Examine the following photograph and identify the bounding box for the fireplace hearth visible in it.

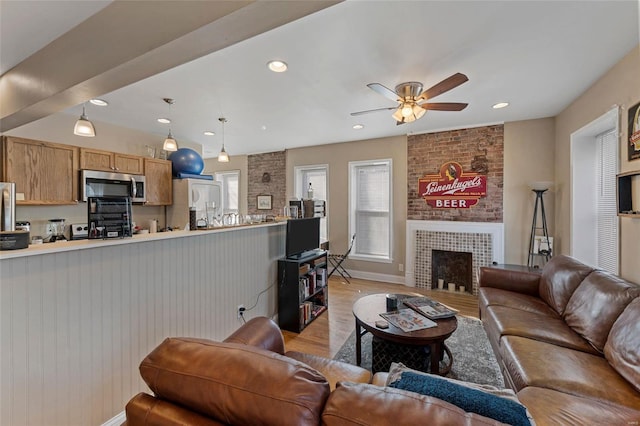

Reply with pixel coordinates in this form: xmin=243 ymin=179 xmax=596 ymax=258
xmin=432 ymin=249 xmax=472 ymax=293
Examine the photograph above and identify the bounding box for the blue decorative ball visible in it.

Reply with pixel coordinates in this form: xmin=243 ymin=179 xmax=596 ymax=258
xmin=168 ymin=148 xmax=204 ymax=176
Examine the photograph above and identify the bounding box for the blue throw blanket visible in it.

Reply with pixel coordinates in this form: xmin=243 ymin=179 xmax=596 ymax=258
xmin=389 ymin=371 xmax=531 ymax=426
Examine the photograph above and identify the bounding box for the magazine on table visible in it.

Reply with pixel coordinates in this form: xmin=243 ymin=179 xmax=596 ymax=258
xmin=403 ymin=296 xmax=458 ymax=320
xmin=379 ymin=308 xmax=437 ymax=332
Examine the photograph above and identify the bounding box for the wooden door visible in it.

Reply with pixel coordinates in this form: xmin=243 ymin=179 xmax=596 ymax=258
xmin=80 ymin=148 xmax=113 ymax=171
xmin=114 ymin=154 xmax=144 ymax=174
xmin=2 ymin=136 xmax=78 ymax=204
xmin=144 ymin=158 xmax=172 ymax=205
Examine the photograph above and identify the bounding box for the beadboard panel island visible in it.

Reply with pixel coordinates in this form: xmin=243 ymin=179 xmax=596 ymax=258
xmin=0 ymin=223 xmax=285 ymax=425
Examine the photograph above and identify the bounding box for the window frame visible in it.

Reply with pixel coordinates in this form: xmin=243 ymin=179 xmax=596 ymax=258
xmin=214 ymin=170 xmax=240 ymax=215
xmin=348 ymin=158 xmax=393 ymax=263
xmin=294 ymin=164 xmax=329 ymax=243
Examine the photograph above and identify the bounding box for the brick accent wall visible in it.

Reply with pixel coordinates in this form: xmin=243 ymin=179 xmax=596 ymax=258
xmin=247 ymin=151 xmax=286 ymax=215
xmin=407 ymin=125 xmax=504 ymax=221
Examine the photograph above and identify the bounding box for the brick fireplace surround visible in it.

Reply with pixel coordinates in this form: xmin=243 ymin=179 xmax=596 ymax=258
xmin=405 ymin=220 xmax=504 ymax=295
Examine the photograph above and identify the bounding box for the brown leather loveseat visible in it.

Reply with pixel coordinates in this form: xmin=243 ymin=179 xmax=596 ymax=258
xmin=124 ymin=316 xmax=512 ymax=425
xmin=479 ymin=255 xmax=640 ymax=424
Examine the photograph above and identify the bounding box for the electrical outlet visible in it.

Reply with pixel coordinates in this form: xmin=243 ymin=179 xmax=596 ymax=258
xmin=237 ymin=304 xmax=245 ymax=320
xmin=398 ymin=263 xmax=404 ymax=272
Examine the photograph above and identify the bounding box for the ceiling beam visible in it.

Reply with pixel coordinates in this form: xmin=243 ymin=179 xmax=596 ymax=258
xmin=0 ymin=0 xmax=341 ymax=132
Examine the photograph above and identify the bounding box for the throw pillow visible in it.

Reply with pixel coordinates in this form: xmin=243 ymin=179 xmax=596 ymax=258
xmin=386 ymin=363 xmax=534 ymax=426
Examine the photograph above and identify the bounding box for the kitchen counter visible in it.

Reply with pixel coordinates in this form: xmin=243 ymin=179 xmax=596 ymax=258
xmin=1 ymin=220 xmax=286 ymax=425
xmin=0 ymin=221 xmax=285 ymax=259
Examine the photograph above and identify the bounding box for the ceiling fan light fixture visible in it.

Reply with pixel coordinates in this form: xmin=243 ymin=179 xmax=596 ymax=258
xmin=401 ymin=103 xmax=414 ymax=118
xmin=74 ymin=104 xmax=96 ymax=137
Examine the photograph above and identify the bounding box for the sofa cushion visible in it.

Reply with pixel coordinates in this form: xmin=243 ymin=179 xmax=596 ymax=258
xmin=500 ymin=336 xmax=640 ymax=410
xmin=538 ymin=255 xmax=594 ymax=315
xmin=517 ymin=386 xmax=640 ymax=425
xmin=139 ymin=337 xmax=330 ymax=426
xmin=563 ymin=270 xmax=640 ymax=352
xmin=604 ymin=297 xmax=640 ymax=392
xmin=479 ymin=287 xmax=558 ymax=317
xmin=484 ymin=305 xmax=598 ymax=355
xmin=386 ymin=364 xmax=532 ymax=426
xmin=321 ymin=382 xmax=508 ymax=426
xmin=285 ymin=350 xmax=372 ymax=390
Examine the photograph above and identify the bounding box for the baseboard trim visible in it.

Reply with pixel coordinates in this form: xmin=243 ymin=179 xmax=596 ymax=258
xmin=348 ymin=270 xmax=406 ymax=285
xmin=103 ymin=410 xmax=126 ymax=426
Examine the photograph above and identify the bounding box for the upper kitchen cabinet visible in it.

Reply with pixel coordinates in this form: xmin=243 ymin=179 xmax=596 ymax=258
xmin=80 ymin=147 xmax=144 ymax=174
xmin=1 ymin=136 xmax=79 ymax=205
xmin=144 ymin=158 xmax=172 ymax=205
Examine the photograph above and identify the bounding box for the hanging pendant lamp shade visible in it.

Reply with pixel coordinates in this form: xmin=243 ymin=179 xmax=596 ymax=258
xmin=162 ymin=98 xmax=178 ymax=151
xmin=163 ymin=129 xmax=178 ymax=151
xmin=74 ymin=104 xmax=96 ymax=137
xmin=217 ymin=117 xmax=230 ymax=162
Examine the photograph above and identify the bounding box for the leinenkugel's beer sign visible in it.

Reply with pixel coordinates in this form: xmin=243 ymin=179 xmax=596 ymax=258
xmin=419 ymin=161 xmax=487 ymax=208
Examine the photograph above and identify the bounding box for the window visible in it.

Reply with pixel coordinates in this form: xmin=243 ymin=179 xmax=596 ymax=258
xmin=294 ymin=165 xmax=328 ymax=242
xmin=596 ymin=129 xmax=618 ymax=274
xmin=215 ymin=170 xmax=239 ymax=214
xmin=349 ymin=159 xmax=392 ymax=262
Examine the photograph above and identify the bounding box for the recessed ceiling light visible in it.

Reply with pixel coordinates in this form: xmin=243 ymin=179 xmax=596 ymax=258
xmin=267 ymin=60 xmax=288 ymax=73
xmin=353 ymin=124 xmax=364 ymax=130
xmin=157 ymin=118 xmax=171 ymax=124
xmin=204 ymin=131 xmax=215 ymax=136
xmin=261 ymin=125 xmax=267 ymax=131
xmin=89 ymin=98 xmax=108 ymax=106
xmin=492 ymin=102 xmax=509 ymax=109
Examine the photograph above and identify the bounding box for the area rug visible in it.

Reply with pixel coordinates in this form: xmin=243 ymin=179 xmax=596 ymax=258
xmin=333 ymin=316 xmax=505 ymax=388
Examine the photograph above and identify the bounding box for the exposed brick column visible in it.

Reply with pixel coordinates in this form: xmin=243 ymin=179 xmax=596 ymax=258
xmin=247 ymin=151 xmax=286 ymax=216
xmin=407 ymin=125 xmax=504 ymax=222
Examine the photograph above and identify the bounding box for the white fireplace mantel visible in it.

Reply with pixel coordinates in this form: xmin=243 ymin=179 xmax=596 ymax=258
xmin=405 ymin=220 xmax=505 ymax=287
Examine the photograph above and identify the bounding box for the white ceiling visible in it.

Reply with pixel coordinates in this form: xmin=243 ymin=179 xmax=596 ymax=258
xmin=2 ymin=1 xmax=639 ymax=158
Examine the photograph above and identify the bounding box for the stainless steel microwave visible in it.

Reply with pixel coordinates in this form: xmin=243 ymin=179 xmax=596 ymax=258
xmin=80 ymin=170 xmax=146 ymax=203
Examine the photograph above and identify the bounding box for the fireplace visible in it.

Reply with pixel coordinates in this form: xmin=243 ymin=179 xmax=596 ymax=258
xmin=405 ymin=220 xmax=504 ymax=295
xmin=432 ymin=249 xmax=473 ymax=293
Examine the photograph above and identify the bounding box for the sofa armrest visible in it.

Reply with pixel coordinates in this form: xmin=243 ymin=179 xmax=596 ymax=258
xmin=479 ymin=266 xmax=541 ymax=297
xmin=125 ymin=393 xmax=224 ymax=426
xmin=223 ymin=316 xmax=285 ymax=354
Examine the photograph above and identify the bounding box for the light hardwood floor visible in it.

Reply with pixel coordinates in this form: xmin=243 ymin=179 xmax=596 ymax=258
xmin=282 ymin=276 xmax=479 ymax=358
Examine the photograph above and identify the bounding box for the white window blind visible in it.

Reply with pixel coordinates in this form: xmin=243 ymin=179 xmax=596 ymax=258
xmin=596 ymin=129 xmax=618 ymax=274
xmin=349 ymin=160 xmax=392 ymax=261
xmin=215 ymin=170 xmax=239 ymax=214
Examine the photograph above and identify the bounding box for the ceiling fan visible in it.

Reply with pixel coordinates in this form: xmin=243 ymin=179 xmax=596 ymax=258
xmin=351 ymin=72 xmax=469 ymax=125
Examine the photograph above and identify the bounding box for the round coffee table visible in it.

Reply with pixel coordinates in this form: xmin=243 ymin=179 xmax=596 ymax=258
xmin=352 ymin=293 xmax=457 ymax=375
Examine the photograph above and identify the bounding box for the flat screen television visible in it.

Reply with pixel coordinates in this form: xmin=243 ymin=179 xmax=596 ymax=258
xmin=286 ymin=217 xmax=320 ymax=258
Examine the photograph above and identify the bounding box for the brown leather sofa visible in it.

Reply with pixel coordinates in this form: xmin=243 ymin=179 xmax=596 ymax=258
xmin=479 ymin=255 xmax=640 ymax=425
xmin=124 ymin=317 xmax=508 ymax=425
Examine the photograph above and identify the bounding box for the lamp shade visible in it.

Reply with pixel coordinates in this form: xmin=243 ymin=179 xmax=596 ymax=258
xmin=217 ymin=146 xmax=229 ymax=162
xmin=163 ymin=130 xmax=178 ymax=151
xmin=74 ymin=105 xmax=96 ymax=137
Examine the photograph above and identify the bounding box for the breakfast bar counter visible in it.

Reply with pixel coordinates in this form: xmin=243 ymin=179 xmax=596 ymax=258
xmin=0 ymin=221 xmax=286 ymax=425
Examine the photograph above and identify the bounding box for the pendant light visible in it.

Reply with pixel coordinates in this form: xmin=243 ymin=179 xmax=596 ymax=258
xmin=217 ymin=117 xmax=230 ymax=162
xmin=74 ymin=103 xmax=96 ymax=137
xmin=162 ymin=98 xmax=178 ymax=152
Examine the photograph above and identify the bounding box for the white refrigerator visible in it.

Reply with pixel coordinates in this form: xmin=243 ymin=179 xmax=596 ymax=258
xmin=167 ymin=178 xmax=222 ymax=230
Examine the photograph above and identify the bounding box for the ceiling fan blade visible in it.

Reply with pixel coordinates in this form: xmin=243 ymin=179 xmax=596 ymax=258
xmin=350 ymin=106 xmax=397 ymax=116
xmin=367 ymin=83 xmax=400 ymax=102
xmin=418 ymin=73 xmax=469 ymax=101
xmin=420 ymin=102 xmax=468 ymax=111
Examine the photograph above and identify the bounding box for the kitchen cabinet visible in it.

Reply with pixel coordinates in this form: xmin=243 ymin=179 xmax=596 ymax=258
xmin=278 ymin=251 xmax=328 ymax=332
xmin=80 ymin=147 xmax=144 ymax=174
xmin=144 ymin=158 xmax=172 ymax=205
xmin=1 ymin=136 xmax=79 ymax=205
